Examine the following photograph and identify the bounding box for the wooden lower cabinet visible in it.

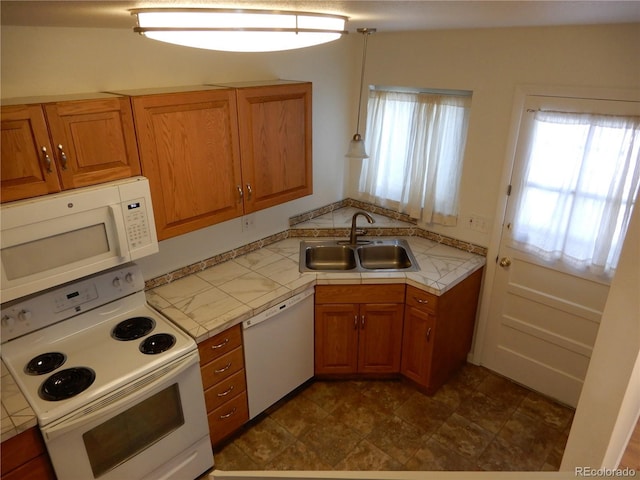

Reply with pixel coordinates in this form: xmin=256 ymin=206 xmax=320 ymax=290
xmin=314 ymin=285 xmax=405 ymax=376
xmin=401 ymin=268 xmax=484 ymax=393
xmin=0 ymin=427 xmax=56 ymax=480
xmin=198 ymin=324 xmax=249 ymax=446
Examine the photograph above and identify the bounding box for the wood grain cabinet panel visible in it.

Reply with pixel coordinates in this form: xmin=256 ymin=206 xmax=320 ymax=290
xmin=1 ymin=96 xmax=141 ymax=203
xmin=0 ymin=427 xmax=56 ymax=480
xmin=198 ymin=324 xmax=249 ymax=447
xmin=401 ymin=268 xmax=484 ymax=393
xmin=130 ymin=88 xmax=243 ymax=240
xmin=315 ymin=285 xmax=405 ymax=376
xmin=235 ymin=82 xmax=312 ymax=213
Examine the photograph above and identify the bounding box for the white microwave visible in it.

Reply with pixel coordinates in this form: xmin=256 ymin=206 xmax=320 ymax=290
xmin=1 ymin=177 xmax=158 ymax=303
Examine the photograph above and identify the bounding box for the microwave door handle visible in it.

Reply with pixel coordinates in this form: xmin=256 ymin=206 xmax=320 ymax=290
xmin=108 ymin=204 xmax=129 ymax=259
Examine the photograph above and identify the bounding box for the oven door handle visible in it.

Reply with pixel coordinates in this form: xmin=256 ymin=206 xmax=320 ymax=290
xmin=41 ymin=351 xmax=199 ymax=441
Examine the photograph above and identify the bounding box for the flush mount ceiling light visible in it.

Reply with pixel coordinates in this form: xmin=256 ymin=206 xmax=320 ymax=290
xmin=131 ymin=8 xmax=348 ymax=52
xmin=345 ymin=27 xmax=376 ymax=159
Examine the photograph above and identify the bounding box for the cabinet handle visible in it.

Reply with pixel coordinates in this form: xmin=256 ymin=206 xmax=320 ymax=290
xmin=361 ymin=315 xmax=365 ymax=329
xmin=414 ymin=296 xmax=429 ymax=305
xmin=354 ymin=315 xmax=358 ymax=330
xmin=217 ymin=385 xmax=235 ymax=397
xmin=236 ymin=185 xmax=243 ymax=202
xmin=211 ymin=338 xmax=229 ymax=350
xmin=214 ymin=362 xmax=232 ymax=374
xmin=219 ymin=407 xmax=237 ymax=420
xmin=57 ymin=144 xmax=68 ymax=170
xmin=41 ymin=146 xmax=52 ymax=173
xmin=246 ymin=183 xmax=253 ymax=200
xmin=426 ymin=327 xmax=432 ymax=341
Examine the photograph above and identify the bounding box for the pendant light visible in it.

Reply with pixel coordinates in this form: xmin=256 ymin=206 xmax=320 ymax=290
xmin=345 ymin=27 xmax=376 ymax=159
xmin=131 ymin=8 xmax=348 ymax=52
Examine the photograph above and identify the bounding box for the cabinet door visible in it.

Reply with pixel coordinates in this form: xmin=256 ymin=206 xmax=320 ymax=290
xmin=236 ymin=83 xmax=312 ymax=213
xmin=400 ymin=305 xmax=436 ymax=388
xmin=358 ymin=303 xmax=404 ymax=374
xmin=1 ymin=104 xmax=61 ymax=202
xmin=44 ymin=97 xmax=141 ymax=189
xmin=314 ymin=303 xmax=359 ymax=374
xmin=132 ymin=90 xmax=243 ymax=240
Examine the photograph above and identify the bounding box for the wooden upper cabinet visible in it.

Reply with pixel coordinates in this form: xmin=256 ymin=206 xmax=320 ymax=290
xmin=43 ymin=97 xmax=141 ymax=189
xmin=235 ymin=82 xmax=313 ymax=213
xmin=130 ymin=88 xmax=243 ymax=240
xmin=1 ymin=95 xmax=141 ymax=203
xmin=1 ymin=104 xmax=61 ymax=202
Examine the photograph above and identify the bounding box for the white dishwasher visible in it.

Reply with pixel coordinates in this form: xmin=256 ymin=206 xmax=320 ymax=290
xmin=242 ymin=287 xmax=315 ymax=419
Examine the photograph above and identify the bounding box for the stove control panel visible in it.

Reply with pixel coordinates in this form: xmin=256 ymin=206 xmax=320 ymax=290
xmin=1 ymin=263 xmax=146 ymax=343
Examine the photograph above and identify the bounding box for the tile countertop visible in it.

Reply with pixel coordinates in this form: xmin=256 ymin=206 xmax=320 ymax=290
xmin=0 ymin=207 xmax=486 ymax=442
xmin=147 ymin=207 xmax=486 ymax=343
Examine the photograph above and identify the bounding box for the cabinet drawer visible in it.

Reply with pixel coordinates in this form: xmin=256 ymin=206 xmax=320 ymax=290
xmin=315 ymin=284 xmax=405 ymax=304
xmin=204 ymin=369 xmax=247 ymax=412
xmin=198 ymin=324 xmax=242 ymax=365
xmin=200 ymin=346 xmax=245 ymax=389
xmin=405 ymin=285 xmax=438 ymax=313
xmin=207 ymin=391 xmax=249 ymax=445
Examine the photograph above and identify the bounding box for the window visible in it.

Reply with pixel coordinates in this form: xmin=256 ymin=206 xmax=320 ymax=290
xmin=358 ymin=88 xmax=471 ymax=225
xmin=512 ymin=108 xmax=640 ymax=274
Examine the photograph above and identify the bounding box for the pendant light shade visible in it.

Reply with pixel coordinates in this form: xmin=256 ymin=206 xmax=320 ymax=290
xmin=131 ymin=8 xmax=348 ymax=52
xmin=346 ymin=28 xmax=376 ymax=159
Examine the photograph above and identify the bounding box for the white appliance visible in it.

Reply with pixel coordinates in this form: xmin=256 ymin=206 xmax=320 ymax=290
xmin=242 ymin=288 xmax=314 ymax=419
xmin=1 ymin=176 xmax=158 ymax=303
xmin=1 ymin=263 xmax=213 ymax=480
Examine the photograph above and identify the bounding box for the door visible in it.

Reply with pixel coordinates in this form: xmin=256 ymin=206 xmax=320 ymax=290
xmin=44 ymin=97 xmax=141 ymax=189
xmin=358 ymin=303 xmax=404 ymax=373
xmin=400 ymin=305 xmax=436 ymax=386
xmin=1 ymin=104 xmax=61 ymax=202
xmin=483 ymin=94 xmax=640 ymax=407
xmin=236 ymin=82 xmax=312 ymax=212
xmin=314 ymin=303 xmax=359 ymax=374
xmin=131 ymin=89 xmax=243 ymax=240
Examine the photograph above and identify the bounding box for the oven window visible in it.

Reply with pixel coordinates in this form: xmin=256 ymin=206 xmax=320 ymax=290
xmin=2 ymin=224 xmax=109 ymax=280
xmin=83 ymin=384 xmax=184 ymax=478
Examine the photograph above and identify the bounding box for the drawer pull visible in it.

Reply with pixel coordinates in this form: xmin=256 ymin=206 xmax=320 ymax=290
xmin=211 ymin=338 xmax=230 ymax=350
xmin=426 ymin=327 xmax=432 ymax=341
xmin=414 ymin=297 xmax=429 ymax=304
xmin=219 ymin=407 xmax=237 ymax=420
xmin=214 ymin=362 xmax=232 ymax=374
xmin=217 ymin=385 xmax=235 ymax=397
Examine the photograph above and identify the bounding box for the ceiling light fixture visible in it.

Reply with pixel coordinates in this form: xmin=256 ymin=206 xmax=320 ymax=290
xmin=345 ymin=27 xmax=376 ymax=159
xmin=131 ymin=8 xmax=348 ymax=52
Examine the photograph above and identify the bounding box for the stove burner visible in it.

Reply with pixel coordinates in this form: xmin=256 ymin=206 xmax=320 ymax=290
xmin=39 ymin=367 xmax=96 ymax=401
xmin=139 ymin=333 xmax=176 ymax=355
xmin=25 ymin=352 xmax=66 ymax=375
xmin=112 ymin=317 xmax=155 ymax=341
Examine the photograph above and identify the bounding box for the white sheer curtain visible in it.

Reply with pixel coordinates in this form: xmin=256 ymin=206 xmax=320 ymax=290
xmin=358 ymin=90 xmax=471 ymax=225
xmin=512 ymin=110 xmax=640 ymax=274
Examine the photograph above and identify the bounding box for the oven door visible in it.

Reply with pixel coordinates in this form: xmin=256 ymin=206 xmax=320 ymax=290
xmin=41 ymin=351 xmax=213 ymax=480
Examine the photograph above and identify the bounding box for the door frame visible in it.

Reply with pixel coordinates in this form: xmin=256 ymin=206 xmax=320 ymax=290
xmin=470 ymin=83 xmax=640 ymax=366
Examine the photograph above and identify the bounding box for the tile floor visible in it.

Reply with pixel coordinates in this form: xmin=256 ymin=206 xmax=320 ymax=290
xmin=209 ymin=364 xmax=574 ymax=473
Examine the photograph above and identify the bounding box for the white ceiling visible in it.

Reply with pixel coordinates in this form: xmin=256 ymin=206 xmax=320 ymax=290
xmin=2 ymin=0 xmax=640 ymax=32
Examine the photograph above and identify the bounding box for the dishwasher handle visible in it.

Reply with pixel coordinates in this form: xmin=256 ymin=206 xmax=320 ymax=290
xmin=243 ymin=288 xmax=314 ymax=329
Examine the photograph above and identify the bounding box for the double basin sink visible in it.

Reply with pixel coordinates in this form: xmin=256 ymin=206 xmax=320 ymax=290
xmin=299 ymin=238 xmax=419 ymax=273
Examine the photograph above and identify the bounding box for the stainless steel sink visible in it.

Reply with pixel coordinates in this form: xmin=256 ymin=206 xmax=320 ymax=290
xmin=299 ymin=239 xmax=419 ymax=273
xmin=304 ymin=245 xmax=357 ymax=271
xmin=357 ymin=244 xmax=413 ymax=270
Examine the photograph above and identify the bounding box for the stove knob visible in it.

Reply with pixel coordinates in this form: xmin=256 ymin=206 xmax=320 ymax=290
xmin=1 ymin=315 xmax=15 ymax=329
xmin=125 ymin=272 xmax=135 ymax=284
xmin=113 ymin=276 xmax=122 ymax=288
xmin=18 ymin=310 xmax=32 ymax=322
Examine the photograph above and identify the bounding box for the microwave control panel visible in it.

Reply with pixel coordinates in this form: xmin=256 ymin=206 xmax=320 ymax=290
xmin=123 ymin=197 xmax=152 ymax=249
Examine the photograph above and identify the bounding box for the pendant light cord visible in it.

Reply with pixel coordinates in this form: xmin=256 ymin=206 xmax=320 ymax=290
xmin=355 ymin=28 xmax=376 ymax=136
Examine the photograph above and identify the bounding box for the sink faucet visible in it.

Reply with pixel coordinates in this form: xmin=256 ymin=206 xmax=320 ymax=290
xmin=349 ymin=211 xmax=375 ymax=245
